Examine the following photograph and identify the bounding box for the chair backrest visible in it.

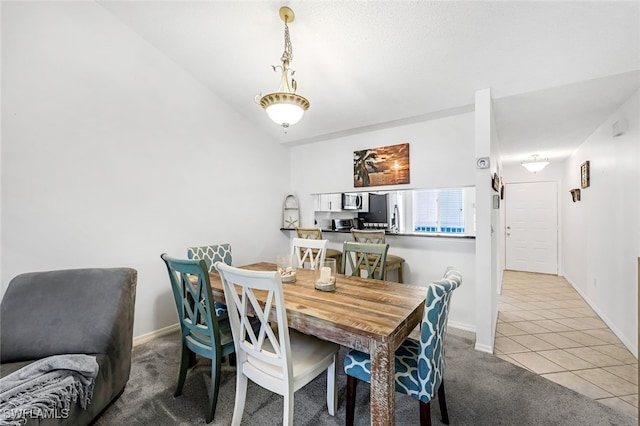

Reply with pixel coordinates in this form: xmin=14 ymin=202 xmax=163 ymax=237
xmin=341 ymin=241 xmax=389 ymax=280
xmin=417 ymin=267 xmax=462 ymax=403
xmin=216 ymin=263 xmax=293 ymax=388
xmin=187 ymin=244 xmax=233 ymax=272
xmin=291 ymin=237 xmax=328 ymax=269
xmin=351 ymin=229 xmax=386 ymax=244
xmin=161 ymin=254 xmax=221 ymax=354
xmin=295 ymin=227 xmax=323 ymax=240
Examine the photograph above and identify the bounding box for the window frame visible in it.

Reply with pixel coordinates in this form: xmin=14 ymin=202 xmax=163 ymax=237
xmin=412 ymin=188 xmax=470 ymax=235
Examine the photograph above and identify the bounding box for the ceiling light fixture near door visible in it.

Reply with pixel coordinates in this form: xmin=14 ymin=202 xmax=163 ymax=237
xmin=256 ymin=6 xmax=309 ymax=129
xmin=521 ymin=154 xmax=549 ymax=173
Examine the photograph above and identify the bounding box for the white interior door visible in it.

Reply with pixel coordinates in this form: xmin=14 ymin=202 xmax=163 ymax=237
xmin=505 ymin=182 xmax=558 ymax=274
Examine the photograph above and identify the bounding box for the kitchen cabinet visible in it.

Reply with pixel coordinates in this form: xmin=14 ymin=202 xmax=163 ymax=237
xmin=315 ymin=194 xmax=342 ymax=212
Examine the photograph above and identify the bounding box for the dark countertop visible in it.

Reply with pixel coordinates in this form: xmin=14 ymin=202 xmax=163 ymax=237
xmin=280 ymin=228 xmax=475 ymax=239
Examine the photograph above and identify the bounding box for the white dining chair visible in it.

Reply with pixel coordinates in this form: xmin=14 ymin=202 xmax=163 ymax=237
xmin=290 ymin=237 xmax=328 ymax=269
xmin=295 ymin=228 xmax=343 ymax=267
xmin=215 ymin=262 xmax=339 ymax=426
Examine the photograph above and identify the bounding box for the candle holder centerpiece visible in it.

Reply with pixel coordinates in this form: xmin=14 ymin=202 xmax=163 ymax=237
xmin=315 ymin=258 xmax=336 ymax=291
xmin=277 ymin=254 xmax=297 ymax=283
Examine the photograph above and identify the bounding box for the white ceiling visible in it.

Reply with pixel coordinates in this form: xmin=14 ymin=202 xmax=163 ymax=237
xmin=98 ymin=1 xmax=640 ymax=165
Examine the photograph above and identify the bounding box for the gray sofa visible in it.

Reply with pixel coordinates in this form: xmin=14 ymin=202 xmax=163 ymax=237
xmin=0 ymin=268 xmax=137 ymax=425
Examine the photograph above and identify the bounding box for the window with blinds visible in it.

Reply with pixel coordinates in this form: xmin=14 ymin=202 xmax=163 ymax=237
xmin=413 ymin=189 xmax=465 ymax=233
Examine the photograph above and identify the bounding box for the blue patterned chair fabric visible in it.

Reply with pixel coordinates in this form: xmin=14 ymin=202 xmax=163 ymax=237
xmin=187 ymin=244 xmax=232 ymax=318
xmin=343 ymin=267 xmax=462 ymax=425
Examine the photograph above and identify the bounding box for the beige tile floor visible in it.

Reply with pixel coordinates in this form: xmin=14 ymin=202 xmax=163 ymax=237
xmin=495 ymin=270 xmax=638 ymax=420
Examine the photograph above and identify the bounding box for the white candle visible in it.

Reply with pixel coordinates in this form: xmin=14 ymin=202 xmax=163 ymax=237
xmin=319 ymin=266 xmax=331 ymax=283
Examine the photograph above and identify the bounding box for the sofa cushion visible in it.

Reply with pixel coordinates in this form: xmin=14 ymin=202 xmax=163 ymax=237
xmin=0 ymin=268 xmax=137 ymax=363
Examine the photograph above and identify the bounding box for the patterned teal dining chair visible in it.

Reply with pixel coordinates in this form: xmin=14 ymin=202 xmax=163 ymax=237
xmin=160 ymin=254 xmax=235 ymax=424
xmin=187 ymin=244 xmax=232 ymax=318
xmin=344 ymin=267 xmax=462 ymax=426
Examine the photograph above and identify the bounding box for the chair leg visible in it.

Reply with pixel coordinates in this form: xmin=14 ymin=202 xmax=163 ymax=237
xmin=231 ymin=372 xmax=248 ymax=426
xmin=346 ymin=375 xmax=358 ymax=426
xmin=398 ymin=261 xmax=404 ymax=283
xmin=228 ymin=352 xmax=237 ymax=367
xmin=206 ymin=352 xmax=222 ymax=423
xmin=438 ymin=381 xmax=449 ymax=425
xmin=283 ymin=389 xmax=294 ymax=426
xmin=419 ymin=400 xmax=432 ymax=426
xmin=174 ymin=344 xmax=190 ymax=397
xmin=326 ymin=354 xmax=337 ymax=415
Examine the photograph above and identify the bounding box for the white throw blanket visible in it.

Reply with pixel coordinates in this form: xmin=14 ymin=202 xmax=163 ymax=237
xmin=0 ymin=354 xmax=98 ymax=426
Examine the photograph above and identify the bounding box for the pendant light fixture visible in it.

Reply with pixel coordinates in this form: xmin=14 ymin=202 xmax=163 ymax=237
xmin=256 ymin=6 xmax=309 ymax=128
xmin=521 ymin=154 xmax=550 ymax=173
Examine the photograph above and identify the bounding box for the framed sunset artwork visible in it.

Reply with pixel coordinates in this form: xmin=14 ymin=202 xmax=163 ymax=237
xmin=353 ymin=143 xmax=410 ymax=188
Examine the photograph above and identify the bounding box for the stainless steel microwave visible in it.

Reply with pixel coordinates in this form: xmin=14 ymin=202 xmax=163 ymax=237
xmin=342 ymin=193 xmax=363 ymax=210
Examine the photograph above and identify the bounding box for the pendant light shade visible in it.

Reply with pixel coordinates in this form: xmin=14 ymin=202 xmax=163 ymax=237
xmin=260 ymin=93 xmax=309 ymax=127
xmin=522 ymin=155 xmax=549 ymax=173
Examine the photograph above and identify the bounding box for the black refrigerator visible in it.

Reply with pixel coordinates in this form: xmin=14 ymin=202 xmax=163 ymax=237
xmin=367 ymin=193 xmax=388 ymax=225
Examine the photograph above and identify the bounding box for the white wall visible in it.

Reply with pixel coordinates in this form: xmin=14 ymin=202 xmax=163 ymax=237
xmin=1 ymin=2 xmax=291 ymax=337
xmin=290 ymin=113 xmax=478 ymax=331
xmin=561 ymin=90 xmax=639 ymax=357
xmin=473 ymin=88 xmax=501 ymax=353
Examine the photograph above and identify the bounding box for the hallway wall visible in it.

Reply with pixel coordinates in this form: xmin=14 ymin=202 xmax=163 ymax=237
xmin=562 ymin=90 xmax=639 ymax=357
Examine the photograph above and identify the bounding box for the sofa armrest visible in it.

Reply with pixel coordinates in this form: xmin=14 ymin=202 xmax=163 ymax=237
xmin=0 ymin=268 xmax=137 ymax=367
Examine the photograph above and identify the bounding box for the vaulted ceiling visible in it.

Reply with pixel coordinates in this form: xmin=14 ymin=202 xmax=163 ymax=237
xmin=98 ymin=1 xmax=640 ymax=165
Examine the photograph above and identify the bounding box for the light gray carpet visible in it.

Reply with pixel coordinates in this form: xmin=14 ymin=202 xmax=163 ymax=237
xmin=95 ymin=329 xmax=636 ymax=425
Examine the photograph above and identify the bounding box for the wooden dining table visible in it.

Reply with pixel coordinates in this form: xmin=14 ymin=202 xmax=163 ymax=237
xmin=208 ymin=261 xmax=428 ymax=426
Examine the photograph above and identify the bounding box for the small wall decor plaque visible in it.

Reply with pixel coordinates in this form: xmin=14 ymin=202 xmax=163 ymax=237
xmin=353 ymin=143 xmax=409 ymax=187
xmin=282 ymin=194 xmax=299 ymax=229
xmin=491 ymin=173 xmax=500 ymax=192
xmin=580 ymin=161 xmax=590 ymax=189
xmin=570 ymin=188 xmax=581 ymax=202
xmin=493 ymin=194 xmax=500 ymax=209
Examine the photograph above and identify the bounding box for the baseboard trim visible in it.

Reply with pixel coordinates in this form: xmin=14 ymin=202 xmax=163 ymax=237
xmin=474 ymin=342 xmax=494 ymax=354
xmin=564 ymin=276 xmax=638 ymax=359
xmin=134 ymin=320 xmax=499 ymax=355
xmin=449 ymin=321 xmax=496 ymax=354
xmin=475 ymin=308 xmax=499 ymax=355
xmin=448 ymin=321 xmax=476 ymax=333
xmin=133 ymin=323 xmax=179 ymax=347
